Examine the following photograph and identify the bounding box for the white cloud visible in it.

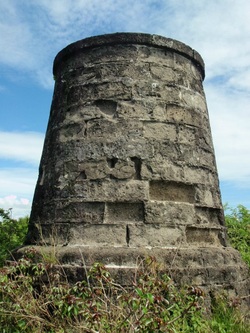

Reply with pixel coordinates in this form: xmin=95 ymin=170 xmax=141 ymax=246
xmin=0 ymin=168 xmax=38 ymax=196
xmin=0 ymin=131 xmax=44 ymax=165
xmin=0 ymin=195 xmax=30 ymax=219
xmin=0 ymin=168 xmax=38 ymax=218
xmin=205 ymin=82 xmax=250 ymax=185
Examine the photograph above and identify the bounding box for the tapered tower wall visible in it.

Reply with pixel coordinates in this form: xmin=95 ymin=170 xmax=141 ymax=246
xmin=22 ymin=33 xmax=249 ymax=305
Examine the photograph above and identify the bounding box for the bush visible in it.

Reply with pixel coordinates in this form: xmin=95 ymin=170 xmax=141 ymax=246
xmin=224 ymin=204 xmax=250 ymax=267
xmin=0 ymin=253 xmax=208 ymax=333
xmin=0 ymin=209 xmax=28 ymax=266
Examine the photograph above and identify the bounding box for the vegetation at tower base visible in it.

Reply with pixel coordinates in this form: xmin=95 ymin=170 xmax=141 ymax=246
xmin=0 ymin=252 xmax=249 ymax=333
xmin=0 ymin=205 xmax=249 ymax=332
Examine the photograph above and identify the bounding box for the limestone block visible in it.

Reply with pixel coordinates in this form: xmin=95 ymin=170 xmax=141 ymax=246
xmin=110 ymin=159 xmax=136 ymax=179
xmin=145 ymin=201 xmax=195 ymax=225
xmin=195 ymin=206 xmax=224 ymax=227
xmin=74 ymin=180 xmax=149 ymax=202
xmin=186 ymin=226 xmax=222 ymax=246
xmin=150 ymin=65 xmax=177 ymax=82
xmin=65 ymin=104 xmax=103 ymax=122
xmin=141 ymin=160 xmax=185 ymax=182
xmin=165 ymin=104 xmax=209 ymax=128
xmin=80 ymin=160 xmax=109 ymax=180
xmin=67 ymin=80 xmax=132 ymax=106
xmin=117 ymin=99 xmax=166 ymax=121
xmin=195 ymin=185 xmax=222 ymax=208
xmin=143 ymin=122 xmax=177 ymax=141
xmin=153 ymin=141 xmax=179 ymax=160
xmin=149 ymin=180 xmax=195 ymax=203
xmin=182 ymin=167 xmax=218 ymax=186
xmin=179 ymin=89 xmax=207 ymax=110
xmin=138 ymin=46 xmax=175 ymax=67
xmin=86 ymin=118 xmax=143 ymax=142
xmin=68 ymin=138 xmax=154 ymax=162
xmin=103 ymin=138 xmax=155 ymax=160
xmin=128 ymin=224 xmax=185 ymax=247
xmin=114 ymin=61 xmax=151 ymax=80
xmin=177 ymin=125 xmax=196 ymax=145
xmin=176 ymin=145 xmax=215 ymax=170
xmin=59 ymin=123 xmax=86 ymax=142
xmin=68 ymin=224 xmax=127 ymax=247
xmin=105 ymin=202 xmax=144 ymax=223
xmin=55 ymin=202 xmax=105 ymax=223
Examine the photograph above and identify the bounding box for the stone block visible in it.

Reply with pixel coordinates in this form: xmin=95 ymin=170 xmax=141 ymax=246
xmin=143 ymin=122 xmax=177 ymax=141
xmin=103 ymin=138 xmax=155 ymax=160
xmin=165 ymin=104 xmax=209 ymax=128
xmin=127 ymin=224 xmax=185 ymax=247
xmin=79 ymin=160 xmax=110 ymax=180
xmin=141 ymin=160 xmax=185 ymax=182
xmin=176 ymin=144 xmax=215 ymax=170
xmin=149 ymin=180 xmax=195 ymax=203
xmin=177 ymin=124 xmax=196 ymax=145
xmin=67 ymin=80 xmax=132 ymax=106
xmin=117 ymin=99 xmax=166 ymax=121
xmin=110 ymin=159 xmax=136 ymax=180
xmin=59 ymin=123 xmax=86 ymax=142
xmin=138 ymin=45 xmax=175 ymax=67
xmin=55 ymin=202 xmax=105 ymax=223
xmin=74 ymin=180 xmax=149 ymax=202
xmin=86 ymin=118 xmax=143 ymax=142
xmin=150 ymin=64 xmax=176 ymax=82
xmin=105 ymin=202 xmax=144 ymax=223
xmin=186 ymin=226 xmax=222 ymax=246
xmin=145 ymin=201 xmax=195 ymax=225
xmin=195 ymin=185 xmax=222 ymax=208
xmin=195 ymin=206 xmax=224 ymax=227
xmin=68 ymin=138 xmax=155 ymax=162
xmin=179 ymin=89 xmax=207 ymax=110
xmin=182 ymin=167 xmax=218 ymax=186
xmin=68 ymin=224 xmax=127 ymax=247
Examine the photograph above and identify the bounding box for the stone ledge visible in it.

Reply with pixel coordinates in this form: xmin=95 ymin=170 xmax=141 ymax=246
xmin=53 ymin=33 xmax=205 ymax=79
xmin=13 ymin=245 xmax=250 ymax=310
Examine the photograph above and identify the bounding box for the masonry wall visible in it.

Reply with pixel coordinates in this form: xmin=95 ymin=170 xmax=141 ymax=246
xmin=27 ymin=33 xmax=226 ymax=248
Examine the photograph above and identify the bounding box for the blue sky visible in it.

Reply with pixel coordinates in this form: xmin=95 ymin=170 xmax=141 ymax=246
xmin=0 ymin=0 xmax=250 ymax=218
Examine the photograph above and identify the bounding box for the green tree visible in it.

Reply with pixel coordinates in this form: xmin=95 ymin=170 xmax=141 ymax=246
xmin=0 ymin=208 xmax=28 ymax=266
xmin=224 ymin=204 xmax=250 ymax=268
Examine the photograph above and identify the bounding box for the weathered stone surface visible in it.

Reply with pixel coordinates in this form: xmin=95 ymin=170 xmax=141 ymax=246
xmin=23 ymin=33 xmax=249 ymax=309
xmin=68 ymin=224 xmax=128 ymax=247
xmin=145 ymin=201 xmax=195 ymax=225
xmin=127 ymin=224 xmax=185 ymax=247
xmin=105 ymin=202 xmax=144 ymax=223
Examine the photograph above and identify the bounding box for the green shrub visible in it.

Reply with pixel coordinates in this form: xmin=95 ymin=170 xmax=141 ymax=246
xmin=0 ymin=253 xmax=208 ymax=333
xmin=224 ymin=204 xmax=250 ymax=267
xmin=0 ymin=209 xmax=29 ymax=266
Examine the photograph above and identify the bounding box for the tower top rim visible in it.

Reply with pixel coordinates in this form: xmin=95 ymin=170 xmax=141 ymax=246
xmin=53 ymin=32 xmax=205 ymax=79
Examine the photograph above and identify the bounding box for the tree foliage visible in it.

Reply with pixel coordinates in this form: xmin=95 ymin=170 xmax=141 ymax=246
xmin=224 ymin=204 xmax=250 ymax=267
xmin=0 ymin=208 xmax=28 ymax=266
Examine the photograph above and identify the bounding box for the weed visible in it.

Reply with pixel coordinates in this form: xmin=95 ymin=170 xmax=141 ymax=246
xmin=0 ymin=252 xmax=208 ymax=332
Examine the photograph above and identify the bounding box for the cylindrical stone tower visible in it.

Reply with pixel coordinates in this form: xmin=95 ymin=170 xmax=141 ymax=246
xmin=24 ymin=33 xmax=249 ymax=298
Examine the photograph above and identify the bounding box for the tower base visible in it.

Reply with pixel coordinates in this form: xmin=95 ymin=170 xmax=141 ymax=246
xmin=14 ymin=245 xmax=250 ymax=311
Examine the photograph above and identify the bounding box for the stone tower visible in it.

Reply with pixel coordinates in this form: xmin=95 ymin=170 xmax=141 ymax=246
xmin=25 ymin=33 xmax=249 ymax=299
